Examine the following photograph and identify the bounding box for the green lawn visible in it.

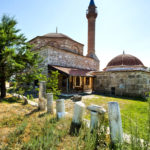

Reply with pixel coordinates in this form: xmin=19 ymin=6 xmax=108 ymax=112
xmin=82 ymin=95 xmax=150 ymax=139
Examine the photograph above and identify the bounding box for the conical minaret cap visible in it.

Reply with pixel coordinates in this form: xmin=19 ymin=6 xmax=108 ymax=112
xmin=89 ymin=0 xmax=95 ymax=6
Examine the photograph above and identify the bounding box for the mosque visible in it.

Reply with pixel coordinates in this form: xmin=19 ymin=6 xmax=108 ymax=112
xmin=30 ymin=0 xmax=150 ymax=97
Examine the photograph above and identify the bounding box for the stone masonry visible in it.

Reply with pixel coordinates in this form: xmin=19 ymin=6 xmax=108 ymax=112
xmin=94 ymin=70 xmax=150 ymax=97
xmin=34 ymin=46 xmax=99 ymax=76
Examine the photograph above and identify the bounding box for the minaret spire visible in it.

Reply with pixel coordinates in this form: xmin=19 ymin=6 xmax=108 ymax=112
xmin=89 ymin=0 xmax=95 ymax=6
xmin=86 ymin=0 xmax=99 ymax=61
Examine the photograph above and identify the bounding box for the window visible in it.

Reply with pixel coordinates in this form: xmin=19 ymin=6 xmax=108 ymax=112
xmin=76 ymin=76 xmax=80 ymax=86
xmin=86 ymin=77 xmax=90 ymax=85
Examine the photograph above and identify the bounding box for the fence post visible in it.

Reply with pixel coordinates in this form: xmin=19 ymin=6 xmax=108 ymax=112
xmin=47 ymin=93 xmax=53 ymax=114
xmin=87 ymin=105 xmax=106 ymax=130
xmin=56 ymin=99 xmax=65 ymax=119
xmin=38 ymin=81 xmax=46 ymax=111
xmin=70 ymin=101 xmax=85 ymax=135
xmin=108 ymin=102 xmax=123 ymax=145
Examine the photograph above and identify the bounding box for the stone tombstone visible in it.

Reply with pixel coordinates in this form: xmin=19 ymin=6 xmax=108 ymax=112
xmin=87 ymin=105 xmax=106 ymax=130
xmin=70 ymin=101 xmax=85 ymax=135
xmin=90 ymin=111 xmax=99 ymax=129
xmin=108 ymin=102 xmax=123 ymax=145
xmin=56 ymin=99 xmax=65 ymax=119
xmin=38 ymin=81 xmax=46 ymax=111
xmin=47 ymin=93 xmax=53 ymax=114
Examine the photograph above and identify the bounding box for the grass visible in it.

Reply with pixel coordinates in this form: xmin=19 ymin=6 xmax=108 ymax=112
xmin=0 ymin=115 xmax=24 ymax=128
xmin=82 ymin=95 xmax=150 ymax=140
xmin=2 ymin=116 xmax=108 ymax=150
xmin=0 ymin=96 xmax=23 ymax=104
xmin=0 ymin=95 xmax=150 ymax=150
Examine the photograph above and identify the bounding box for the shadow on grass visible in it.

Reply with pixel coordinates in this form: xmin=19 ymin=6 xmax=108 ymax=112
xmin=93 ymin=92 xmax=147 ymax=102
xmin=59 ymin=92 xmax=146 ymax=102
xmin=0 ymin=96 xmax=22 ymax=103
xmin=38 ymin=112 xmax=55 ymax=118
xmin=38 ymin=112 xmax=48 ymax=118
xmin=49 ymin=117 xmax=58 ymax=124
xmin=25 ymin=108 xmax=39 ymax=116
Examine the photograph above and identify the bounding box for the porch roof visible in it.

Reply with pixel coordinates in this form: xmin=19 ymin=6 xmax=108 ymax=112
xmin=51 ymin=65 xmax=94 ymax=77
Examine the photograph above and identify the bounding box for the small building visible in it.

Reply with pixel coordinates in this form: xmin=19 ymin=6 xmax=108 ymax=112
xmin=94 ymin=53 xmax=150 ymax=97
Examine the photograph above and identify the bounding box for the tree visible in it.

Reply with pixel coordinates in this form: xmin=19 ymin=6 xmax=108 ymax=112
xmin=46 ymin=70 xmax=61 ymax=100
xmin=0 ymin=15 xmax=42 ymax=99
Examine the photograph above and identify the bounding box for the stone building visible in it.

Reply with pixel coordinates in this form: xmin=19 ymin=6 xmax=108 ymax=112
xmin=29 ymin=0 xmax=150 ymax=97
xmin=29 ymin=0 xmax=99 ymax=93
xmin=94 ymin=53 xmax=150 ymax=97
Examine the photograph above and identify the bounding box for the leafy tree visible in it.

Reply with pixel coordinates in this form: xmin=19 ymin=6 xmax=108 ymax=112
xmin=46 ymin=70 xmax=61 ymax=100
xmin=0 ymin=15 xmax=42 ymax=99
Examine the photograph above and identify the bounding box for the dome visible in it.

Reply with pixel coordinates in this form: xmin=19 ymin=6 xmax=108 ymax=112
xmin=105 ymin=53 xmax=146 ymax=71
xmin=41 ymin=33 xmax=83 ymax=45
xmin=107 ymin=54 xmax=144 ymax=67
xmin=43 ymin=33 xmax=70 ymax=38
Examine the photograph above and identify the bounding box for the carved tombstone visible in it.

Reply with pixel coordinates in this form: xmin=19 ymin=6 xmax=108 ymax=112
xmin=56 ymin=99 xmax=65 ymax=119
xmin=108 ymin=102 xmax=123 ymax=145
xmin=47 ymin=93 xmax=53 ymax=114
xmin=70 ymin=101 xmax=85 ymax=135
xmin=38 ymin=81 xmax=46 ymax=111
xmin=87 ymin=105 xmax=106 ymax=130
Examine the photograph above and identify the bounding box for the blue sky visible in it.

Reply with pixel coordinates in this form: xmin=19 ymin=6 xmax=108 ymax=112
xmin=0 ymin=0 xmax=150 ymax=70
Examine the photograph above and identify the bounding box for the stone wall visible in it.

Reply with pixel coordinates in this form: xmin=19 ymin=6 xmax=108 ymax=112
xmin=36 ymin=46 xmax=99 ymax=73
xmin=94 ymin=71 xmax=150 ymax=97
xmin=30 ymin=37 xmax=84 ymax=56
xmin=37 ymin=49 xmax=48 ymax=76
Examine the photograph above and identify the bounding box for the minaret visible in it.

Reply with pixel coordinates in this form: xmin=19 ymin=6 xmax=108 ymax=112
xmin=86 ymin=0 xmax=99 ymax=61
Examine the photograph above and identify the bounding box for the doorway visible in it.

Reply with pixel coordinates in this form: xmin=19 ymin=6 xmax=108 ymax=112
xmin=111 ymin=87 xmax=115 ymax=95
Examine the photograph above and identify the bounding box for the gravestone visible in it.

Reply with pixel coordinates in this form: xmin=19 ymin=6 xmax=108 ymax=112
xmin=38 ymin=81 xmax=46 ymax=111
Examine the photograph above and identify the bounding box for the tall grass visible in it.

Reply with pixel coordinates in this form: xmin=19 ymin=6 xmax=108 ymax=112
xmin=1 ymin=98 xmax=150 ymax=150
xmin=22 ymin=118 xmax=70 ymax=150
xmin=2 ymin=121 xmax=27 ymax=150
xmin=115 ymin=97 xmax=150 ymax=150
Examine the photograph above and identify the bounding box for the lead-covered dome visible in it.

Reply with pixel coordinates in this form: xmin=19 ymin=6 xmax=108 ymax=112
xmin=107 ymin=54 xmax=144 ymax=67
xmin=104 ymin=53 xmax=147 ymax=71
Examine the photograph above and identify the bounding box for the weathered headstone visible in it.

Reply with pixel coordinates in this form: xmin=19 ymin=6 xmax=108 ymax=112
xmin=90 ymin=111 xmax=99 ymax=129
xmin=108 ymin=102 xmax=123 ymax=145
xmin=70 ymin=101 xmax=85 ymax=135
xmin=56 ymin=99 xmax=65 ymax=119
xmin=38 ymin=81 xmax=46 ymax=111
xmin=87 ymin=105 xmax=106 ymax=130
xmin=47 ymin=93 xmax=53 ymax=114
